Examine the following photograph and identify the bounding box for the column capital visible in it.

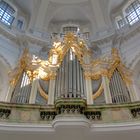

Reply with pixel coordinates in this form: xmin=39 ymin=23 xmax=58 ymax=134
xmin=84 ymin=72 xmax=92 ymax=80
xmin=49 ymin=73 xmax=57 ymax=80
xmin=101 ymin=69 xmax=109 ymax=77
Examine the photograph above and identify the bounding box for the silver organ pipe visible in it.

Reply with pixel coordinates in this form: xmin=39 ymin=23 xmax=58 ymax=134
xmin=64 ymin=52 xmax=68 ymax=96
xmin=114 ymin=71 xmax=120 ymax=102
xmin=61 ymin=59 xmax=65 ymax=97
xmin=116 ymin=70 xmax=124 ymax=102
xmin=55 ymin=49 xmax=85 ymax=99
xmin=79 ymin=62 xmax=83 ymax=97
xmin=76 ymin=56 xmax=80 ymax=97
xmin=111 ymin=70 xmax=118 ymax=103
xmin=11 ymin=72 xmax=31 ymax=103
xmin=73 ymin=54 xmax=76 ymax=97
xmin=55 ymin=71 xmax=59 ymax=99
xmin=111 ymin=71 xmax=119 ymax=103
xmin=69 ymin=50 xmax=73 ymax=95
xmin=57 ymin=59 xmax=62 ymax=98
xmin=109 ymin=69 xmax=131 ymax=103
xmin=109 ymin=77 xmax=115 ymax=102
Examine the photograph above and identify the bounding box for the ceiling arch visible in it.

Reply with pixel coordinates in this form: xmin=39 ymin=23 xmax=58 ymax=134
xmin=45 ymin=1 xmax=93 ymax=32
xmin=14 ymin=0 xmax=36 ymax=14
xmin=108 ymin=0 xmax=125 ymax=13
xmin=50 ymin=5 xmax=90 ymax=23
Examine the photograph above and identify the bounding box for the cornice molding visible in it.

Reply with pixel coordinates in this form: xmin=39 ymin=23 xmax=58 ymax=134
xmin=92 ymin=34 xmax=115 ymax=46
xmin=0 ymin=23 xmax=140 ymax=49
xmin=92 ymin=24 xmax=140 ymax=46
xmin=0 ymin=26 xmax=50 ymax=48
xmin=24 ymin=34 xmax=50 ymax=46
xmin=0 ymin=26 xmax=17 ymax=43
xmin=0 ymin=119 xmax=139 ymax=133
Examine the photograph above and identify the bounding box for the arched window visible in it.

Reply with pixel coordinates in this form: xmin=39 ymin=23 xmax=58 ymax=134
xmin=17 ymin=19 xmax=23 ymax=30
xmin=115 ymin=16 xmax=126 ymax=29
xmin=125 ymin=0 xmax=140 ymax=25
xmin=0 ymin=0 xmax=15 ymax=26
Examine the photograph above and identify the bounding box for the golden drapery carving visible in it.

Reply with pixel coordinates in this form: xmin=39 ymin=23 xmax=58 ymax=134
xmin=9 ymin=48 xmax=36 ymax=86
xmin=37 ymin=81 xmax=48 ymax=101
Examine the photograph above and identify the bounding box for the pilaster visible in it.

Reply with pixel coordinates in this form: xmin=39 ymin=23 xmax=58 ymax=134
xmin=48 ymin=78 xmax=56 ymax=105
xmin=85 ymin=76 xmax=93 ymax=105
xmin=29 ymin=79 xmax=38 ymax=104
xmin=127 ymin=82 xmax=140 ymax=102
xmin=102 ymin=75 xmax=112 ymax=104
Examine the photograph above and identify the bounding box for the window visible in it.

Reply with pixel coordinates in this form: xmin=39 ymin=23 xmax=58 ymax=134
xmin=125 ymin=0 xmax=140 ymax=25
xmin=117 ymin=18 xmax=126 ymax=29
xmin=115 ymin=16 xmax=126 ymax=29
xmin=83 ymin=32 xmax=90 ymax=39
xmin=63 ymin=26 xmax=78 ymax=34
xmin=17 ymin=19 xmax=23 ymax=30
xmin=0 ymin=0 xmax=15 ymax=26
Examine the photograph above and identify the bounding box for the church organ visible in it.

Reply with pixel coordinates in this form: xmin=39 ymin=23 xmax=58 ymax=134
xmin=8 ymin=33 xmax=133 ymax=105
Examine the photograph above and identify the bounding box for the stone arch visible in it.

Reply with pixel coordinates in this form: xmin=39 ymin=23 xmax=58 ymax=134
xmin=46 ymin=2 xmax=92 ymax=32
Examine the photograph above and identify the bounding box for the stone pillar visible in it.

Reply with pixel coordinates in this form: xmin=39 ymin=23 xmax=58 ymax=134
xmin=29 ymin=79 xmax=38 ymax=104
xmin=48 ymin=78 xmax=56 ymax=105
xmin=85 ymin=75 xmax=93 ymax=105
xmin=102 ymin=75 xmax=112 ymax=104
xmin=127 ymin=82 xmax=139 ymax=102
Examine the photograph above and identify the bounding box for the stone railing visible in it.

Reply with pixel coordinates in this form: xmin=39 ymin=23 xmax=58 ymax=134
xmin=84 ymin=111 xmax=102 ymax=121
xmin=130 ymin=107 xmax=140 ymax=118
xmin=0 ymin=101 xmax=139 ymax=123
xmin=0 ymin=108 xmax=11 ymax=119
xmin=40 ymin=111 xmax=56 ymax=121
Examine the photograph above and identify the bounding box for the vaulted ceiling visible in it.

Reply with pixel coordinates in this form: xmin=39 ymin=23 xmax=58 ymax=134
xmin=108 ymin=0 xmax=124 ymax=12
xmin=14 ymin=0 xmax=125 ymax=15
xmin=13 ymin=0 xmax=126 ymax=34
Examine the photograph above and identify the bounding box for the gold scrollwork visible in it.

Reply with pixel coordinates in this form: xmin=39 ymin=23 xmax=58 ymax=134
xmin=38 ymin=81 xmax=48 ymax=101
xmin=107 ymin=48 xmax=132 ymax=85
xmin=9 ymin=48 xmax=31 ymax=86
xmin=93 ymin=83 xmax=103 ymax=100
